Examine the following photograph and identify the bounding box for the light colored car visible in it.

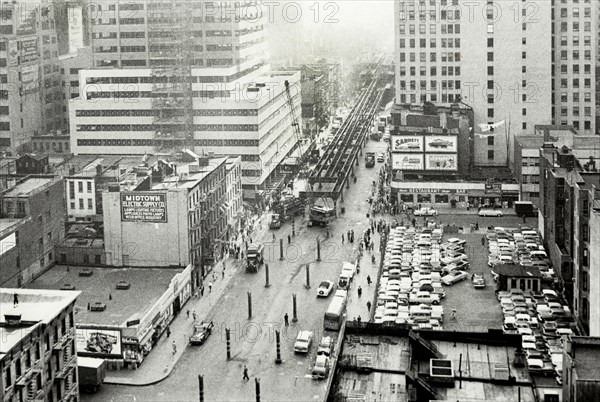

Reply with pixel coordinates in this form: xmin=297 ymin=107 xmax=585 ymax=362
xmin=316 ymin=280 xmax=334 ymax=297
xmin=312 ymin=355 xmax=330 ymax=380
xmin=409 ymin=291 xmax=440 ymax=305
xmin=441 ymin=270 xmax=469 ymax=285
xmin=377 ymin=153 xmax=385 ymax=162
xmin=413 ymin=207 xmax=438 ymax=216
xmin=294 ymin=331 xmax=314 ymax=353
xmin=478 ymin=209 xmax=503 ymax=217
xmin=317 ymin=336 xmax=334 ymax=357
xmin=472 ymin=274 xmax=485 ymax=289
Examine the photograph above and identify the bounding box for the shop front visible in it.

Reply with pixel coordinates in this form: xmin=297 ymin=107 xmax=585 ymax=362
xmin=119 ymin=265 xmax=193 ymax=369
xmin=393 ymin=184 xmax=473 ymax=208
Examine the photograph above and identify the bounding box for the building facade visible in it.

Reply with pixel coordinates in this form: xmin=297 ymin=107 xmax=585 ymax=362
xmin=66 ymin=176 xmax=97 ymax=219
xmin=539 ymin=144 xmax=600 ymax=335
xmin=225 ymin=156 xmax=243 ymax=240
xmin=102 ymin=157 xmax=229 ymax=282
xmin=552 ymin=0 xmax=597 ymax=135
xmin=0 ymin=175 xmax=66 ymax=287
xmin=0 ymin=0 xmax=64 ymax=154
xmin=0 ymin=288 xmax=80 ymax=402
xmin=562 ymin=336 xmax=600 ymax=401
xmin=394 ymin=0 xmax=552 ymax=166
xmin=67 ymin=0 xmax=302 ymax=201
xmin=590 ymin=202 xmax=600 ymax=336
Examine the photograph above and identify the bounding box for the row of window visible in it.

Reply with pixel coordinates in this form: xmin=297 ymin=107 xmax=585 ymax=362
xmin=558 ymin=64 xmax=593 ymax=74
xmin=76 ymin=139 xmax=260 ymax=147
xmin=399 ymin=66 xmax=461 ymax=77
xmin=399 ymin=51 xmax=461 ymax=63
xmin=70 ymin=199 xmax=94 ymax=210
xmin=75 ymin=108 xmax=260 ymax=117
xmin=560 ymin=107 xmax=593 ymax=117
xmin=559 ymin=21 xmax=593 ymax=33
xmin=559 ymin=36 xmax=594 ymax=47
xmin=76 ymin=124 xmax=259 ymax=132
xmin=398 ymin=80 xmax=461 ymax=90
xmin=559 ymin=78 xmax=593 ymax=89
xmin=559 ymin=7 xmax=593 ymax=18
xmin=558 ymin=92 xmax=594 ymax=103
xmin=399 ymin=23 xmax=460 ymax=35
xmin=559 ymin=49 xmax=593 ymax=61
xmin=86 ymin=90 xmax=232 ymax=99
xmin=398 ymin=93 xmax=460 ymax=104
xmin=399 ymin=38 xmax=460 ymax=49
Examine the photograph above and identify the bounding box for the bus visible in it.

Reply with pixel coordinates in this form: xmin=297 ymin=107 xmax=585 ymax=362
xmin=324 ymin=296 xmax=346 ymax=331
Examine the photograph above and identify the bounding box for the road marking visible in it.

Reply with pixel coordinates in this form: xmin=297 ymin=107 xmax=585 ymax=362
xmin=297 ymin=361 xmax=304 ymax=365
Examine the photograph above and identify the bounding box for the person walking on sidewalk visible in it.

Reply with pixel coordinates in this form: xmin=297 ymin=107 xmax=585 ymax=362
xmin=166 ymin=326 xmax=171 ymax=337
xmin=358 ymin=286 xmax=362 ymax=298
xmin=284 ymin=313 xmax=289 ymax=326
xmin=367 ymin=275 xmax=372 ymax=286
xmin=172 ymin=340 xmax=177 ymax=355
xmin=367 ymin=300 xmax=372 ymax=312
xmin=192 ymin=310 xmax=197 ymax=321
xmin=243 ymin=365 xmax=250 ymax=381
xmin=342 ymin=233 xmax=345 ymax=244
xmin=208 ymin=282 xmax=213 ymax=292
xmin=186 ymin=310 xmax=190 ymax=319
xmin=288 ymin=234 xmax=291 ymax=244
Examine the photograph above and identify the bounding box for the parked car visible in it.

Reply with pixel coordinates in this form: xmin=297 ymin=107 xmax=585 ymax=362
xmin=409 ymin=291 xmax=440 ymax=305
xmin=472 ymin=274 xmax=486 ymax=289
xmin=312 ymin=355 xmax=331 ymax=380
xmin=441 ymin=270 xmax=469 ymax=285
xmin=294 ymin=331 xmax=314 ymax=353
xmin=413 ymin=207 xmax=438 ymax=216
xmin=190 ymin=321 xmax=214 ymax=346
xmin=317 ymin=336 xmax=334 ymax=357
xmin=478 ymin=209 xmax=503 ymax=217
xmin=377 ymin=153 xmax=385 ymax=162
xmin=316 ymin=281 xmax=334 ymax=297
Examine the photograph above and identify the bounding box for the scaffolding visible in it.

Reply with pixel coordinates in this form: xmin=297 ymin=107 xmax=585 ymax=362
xmin=147 ymin=0 xmax=195 ymax=153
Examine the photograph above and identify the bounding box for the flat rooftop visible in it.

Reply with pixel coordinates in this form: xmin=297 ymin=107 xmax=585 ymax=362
xmin=25 ymin=265 xmax=182 ymax=327
xmin=0 ymin=288 xmax=80 ymax=355
xmin=0 ymin=218 xmax=23 ymax=234
xmin=3 ymin=177 xmax=55 ymax=198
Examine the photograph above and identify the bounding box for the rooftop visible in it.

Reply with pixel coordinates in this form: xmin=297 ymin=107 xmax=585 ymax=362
xmin=25 ymin=265 xmax=182 ymax=327
xmin=0 ymin=288 xmax=80 ymax=355
xmin=515 ymin=136 xmax=545 ymax=149
xmin=0 ymin=218 xmax=23 ymax=234
xmin=493 ymin=264 xmax=542 ymax=278
xmin=152 ymin=157 xmax=227 ymax=191
xmin=2 ymin=177 xmax=56 ymax=198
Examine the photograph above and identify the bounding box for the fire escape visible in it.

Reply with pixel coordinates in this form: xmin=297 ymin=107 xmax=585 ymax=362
xmin=147 ymin=1 xmax=194 ymax=154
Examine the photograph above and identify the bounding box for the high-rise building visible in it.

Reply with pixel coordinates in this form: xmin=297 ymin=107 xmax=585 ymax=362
xmin=0 ymin=288 xmax=80 ymax=402
xmin=552 ymin=0 xmax=597 ymax=135
xmin=394 ymin=0 xmax=552 ymax=166
xmin=0 ymin=0 xmax=64 ymax=155
xmin=69 ymin=0 xmax=302 ymax=200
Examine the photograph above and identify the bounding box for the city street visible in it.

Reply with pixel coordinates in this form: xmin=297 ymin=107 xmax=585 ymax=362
xmin=83 ymin=138 xmax=388 ymax=402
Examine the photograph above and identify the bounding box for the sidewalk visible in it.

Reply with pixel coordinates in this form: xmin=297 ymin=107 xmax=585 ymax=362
xmin=104 ymin=214 xmax=270 ymax=386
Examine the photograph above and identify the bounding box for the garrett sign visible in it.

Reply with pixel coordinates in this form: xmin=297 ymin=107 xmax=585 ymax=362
xmin=121 ymin=192 xmax=167 ymax=223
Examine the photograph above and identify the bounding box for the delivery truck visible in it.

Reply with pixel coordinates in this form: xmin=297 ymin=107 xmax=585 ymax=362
xmin=78 ymin=357 xmax=107 ymax=393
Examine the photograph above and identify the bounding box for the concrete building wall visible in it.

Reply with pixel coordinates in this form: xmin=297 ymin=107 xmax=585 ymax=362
xmin=66 ymin=177 xmax=97 ymax=218
xmin=102 ymin=189 xmax=189 ymax=267
xmin=589 ymin=206 xmax=600 ymax=336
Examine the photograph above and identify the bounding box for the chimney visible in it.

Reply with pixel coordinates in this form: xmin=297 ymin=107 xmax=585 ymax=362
xmin=96 ymin=164 xmax=102 ymax=176
xmin=440 ymin=112 xmax=447 ymax=129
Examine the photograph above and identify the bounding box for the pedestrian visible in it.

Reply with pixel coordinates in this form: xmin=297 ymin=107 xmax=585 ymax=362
xmin=284 ymin=313 xmax=289 ymax=326
xmin=451 ymin=308 xmax=457 ymax=319
xmin=367 ymin=275 xmax=372 ymax=285
xmin=272 ymin=233 xmax=275 ymax=241
xmin=357 ymin=315 xmax=362 ymax=323
xmin=186 ymin=310 xmax=190 ymax=319
xmin=212 ymin=272 xmax=217 ymax=282
xmin=172 ymin=340 xmax=177 ymax=355
xmin=243 ymin=365 xmax=250 ymax=381
xmin=342 ymin=233 xmax=345 ymax=244
xmin=471 ymin=274 xmax=475 ymax=281
xmin=222 ymin=269 xmax=225 ymax=279
xmin=192 ymin=310 xmax=197 ymax=321
xmin=200 ymin=286 xmax=204 ymax=297
xmin=367 ymin=300 xmax=372 ymax=312
xmin=208 ymin=282 xmax=213 ymax=292
xmin=288 ymin=234 xmax=291 ymax=244
xmin=358 ymin=286 xmax=362 ymax=298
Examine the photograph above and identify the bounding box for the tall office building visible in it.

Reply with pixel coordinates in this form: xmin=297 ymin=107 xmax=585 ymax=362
xmin=552 ymin=0 xmax=597 ymax=135
xmin=69 ymin=0 xmax=301 ymax=200
xmin=0 ymin=0 xmax=63 ymax=155
xmin=394 ymin=0 xmax=552 ymax=166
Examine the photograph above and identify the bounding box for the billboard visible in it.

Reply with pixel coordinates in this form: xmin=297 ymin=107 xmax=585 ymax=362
xmin=76 ymin=327 xmax=122 ymax=357
xmin=391 ymin=135 xmax=423 ymax=152
xmin=19 ymin=38 xmax=38 ymax=64
xmin=8 ymin=40 xmax=18 ymax=67
xmin=426 ymin=154 xmax=458 ymax=171
xmin=21 ymin=66 xmax=39 ymax=95
xmin=121 ymin=192 xmax=168 ymax=223
xmin=425 ymin=136 xmax=457 ymax=153
xmin=392 ymin=153 xmax=424 ymax=170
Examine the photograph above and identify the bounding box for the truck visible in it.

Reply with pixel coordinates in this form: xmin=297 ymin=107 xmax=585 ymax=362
xmin=271 ymin=195 xmax=306 ymax=224
xmin=308 ymin=197 xmax=336 ymax=227
xmin=515 ymin=201 xmax=537 ymax=217
xmin=78 ymin=357 xmax=107 ymax=393
xmin=269 ymin=213 xmax=282 ymax=229
xmin=365 ymin=152 xmax=375 ymax=168
xmin=246 ymin=243 xmax=264 ymax=273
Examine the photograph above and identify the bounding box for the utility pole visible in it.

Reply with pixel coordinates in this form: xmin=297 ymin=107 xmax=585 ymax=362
xmin=198 ymin=375 xmax=204 ymax=402
xmin=226 ymin=329 xmax=231 ymax=360
xmin=292 ymin=293 xmax=298 ymax=322
xmin=305 ymin=264 xmax=310 ymax=289
xmin=247 ymin=292 xmax=252 ymax=319
xmin=275 ymin=330 xmax=282 ymax=364
xmin=316 ymin=238 xmax=321 ymax=261
xmin=265 ymin=263 xmax=270 ymax=287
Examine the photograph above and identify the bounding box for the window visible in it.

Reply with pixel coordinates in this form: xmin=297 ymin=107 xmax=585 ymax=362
xmin=78 ymin=181 xmax=83 ymax=193
xmin=488 ymin=108 xmax=494 ymax=118
xmin=487 ymin=80 xmax=494 ymax=90
xmin=522 ymin=108 xmax=527 ymax=116
xmin=487 ymin=52 xmax=494 ymax=62
xmin=79 ymin=199 xmax=84 ymax=209
xmin=487 ymin=136 xmax=494 ymax=146
xmin=487 ymin=66 xmax=494 ymax=75
xmin=87 ymin=182 xmax=92 ymax=193
xmin=522 ymin=122 xmax=527 ymax=130
xmin=488 ymin=150 xmax=495 ymax=160
xmin=87 ymin=199 xmax=93 ymax=210
xmin=487 ymin=38 xmax=493 ymax=47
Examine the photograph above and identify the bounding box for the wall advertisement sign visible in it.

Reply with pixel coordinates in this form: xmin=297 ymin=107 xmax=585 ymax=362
xmin=120 ymin=192 xmax=168 ymax=223
xmin=424 ymin=135 xmax=458 ymax=153
xmin=426 ymin=154 xmax=458 ymax=171
xmin=391 ymin=135 xmax=423 ymax=152
xmin=19 ymin=37 xmax=39 ymax=63
xmin=392 ymin=153 xmax=424 ymax=170
xmin=21 ymin=65 xmax=39 ymax=95
xmin=75 ymin=327 xmax=122 ymax=357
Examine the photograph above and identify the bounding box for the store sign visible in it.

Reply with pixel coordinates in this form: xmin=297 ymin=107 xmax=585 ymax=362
xmin=8 ymin=41 xmax=18 ymax=67
xmin=21 ymin=65 xmax=39 ymax=95
xmin=391 ymin=153 xmax=424 ymax=170
xmin=391 ymin=135 xmax=423 ymax=152
xmin=121 ymin=192 xmax=167 ymax=223
xmin=126 ymin=319 xmax=140 ymax=327
xmin=75 ymin=327 xmax=122 ymax=357
xmin=19 ymin=38 xmax=39 ymax=64
xmin=426 ymin=154 xmax=457 ymax=171
xmin=425 ymin=135 xmax=457 ymax=153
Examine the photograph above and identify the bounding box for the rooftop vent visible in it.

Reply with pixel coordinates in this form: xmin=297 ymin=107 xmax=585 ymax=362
xmin=3 ymin=313 xmax=22 ymax=327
